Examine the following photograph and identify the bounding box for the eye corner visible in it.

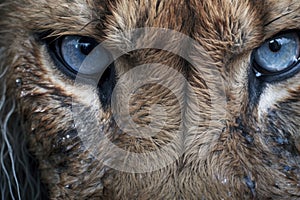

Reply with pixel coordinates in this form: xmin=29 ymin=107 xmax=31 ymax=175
xmin=37 ymin=33 xmax=77 ymax=79
xmin=47 ymin=40 xmax=79 ymax=79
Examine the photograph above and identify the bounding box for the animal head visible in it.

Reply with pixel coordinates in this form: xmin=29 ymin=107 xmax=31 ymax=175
xmin=0 ymin=0 xmax=299 ymax=199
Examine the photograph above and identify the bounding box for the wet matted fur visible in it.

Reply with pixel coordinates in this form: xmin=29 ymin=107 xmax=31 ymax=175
xmin=0 ymin=0 xmax=300 ymax=199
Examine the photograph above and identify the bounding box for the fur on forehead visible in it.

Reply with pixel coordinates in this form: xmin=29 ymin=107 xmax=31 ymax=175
xmin=0 ymin=0 xmax=109 ymax=39
xmin=2 ymin=0 xmax=300 ymax=53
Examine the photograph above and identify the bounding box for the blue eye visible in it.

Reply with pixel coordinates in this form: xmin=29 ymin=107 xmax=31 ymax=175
xmin=253 ymin=32 xmax=300 ymax=77
xmin=52 ymin=35 xmax=112 ymax=76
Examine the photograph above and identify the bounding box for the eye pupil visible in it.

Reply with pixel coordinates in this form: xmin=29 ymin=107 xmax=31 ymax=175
xmin=80 ymin=43 xmax=92 ymax=55
xmin=269 ymin=39 xmax=281 ymax=52
xmin=78 ymin=38 xmax=97 ymax=55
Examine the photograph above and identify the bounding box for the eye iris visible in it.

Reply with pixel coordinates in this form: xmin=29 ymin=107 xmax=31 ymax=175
xmin=59 ymin=36 xmax=101 ymax=74
xmin=269 ymin=39 xmax=281 ymax=52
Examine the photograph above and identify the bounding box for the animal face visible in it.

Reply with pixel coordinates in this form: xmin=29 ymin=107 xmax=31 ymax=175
xmin=0 ymin=0 xmax=299 ymax=199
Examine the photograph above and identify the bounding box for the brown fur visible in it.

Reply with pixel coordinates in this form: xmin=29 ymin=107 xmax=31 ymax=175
xmin=0 ymin=0 xmax=300 ymax=199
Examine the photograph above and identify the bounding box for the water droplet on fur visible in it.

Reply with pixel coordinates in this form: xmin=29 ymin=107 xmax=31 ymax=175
xmin=65 ymin=184 xmax=71 ymax=189
xmin=255 ymin=71 xmax=262 ymax=77
xmin=31 ymin=122 xmax=38 ymax=131
xmin=20 ymin=90 xmax=27 ymax=97
xmin=99 ymin=125 xmax=104 ymax=132
xmin=31 ymin=127 xmax=35 ymax=131
xmin=15 ymin=78 xmax=22 ymax=87
xmin=66 ymin=134 xmax=70 ymax=139
xmin=34 ymin=106 xmax=46 ymax=113
xmin=79 ymin=128 xmax=86 ymax=134
xmin=221 ymin=178 xmax=228 ymax=184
